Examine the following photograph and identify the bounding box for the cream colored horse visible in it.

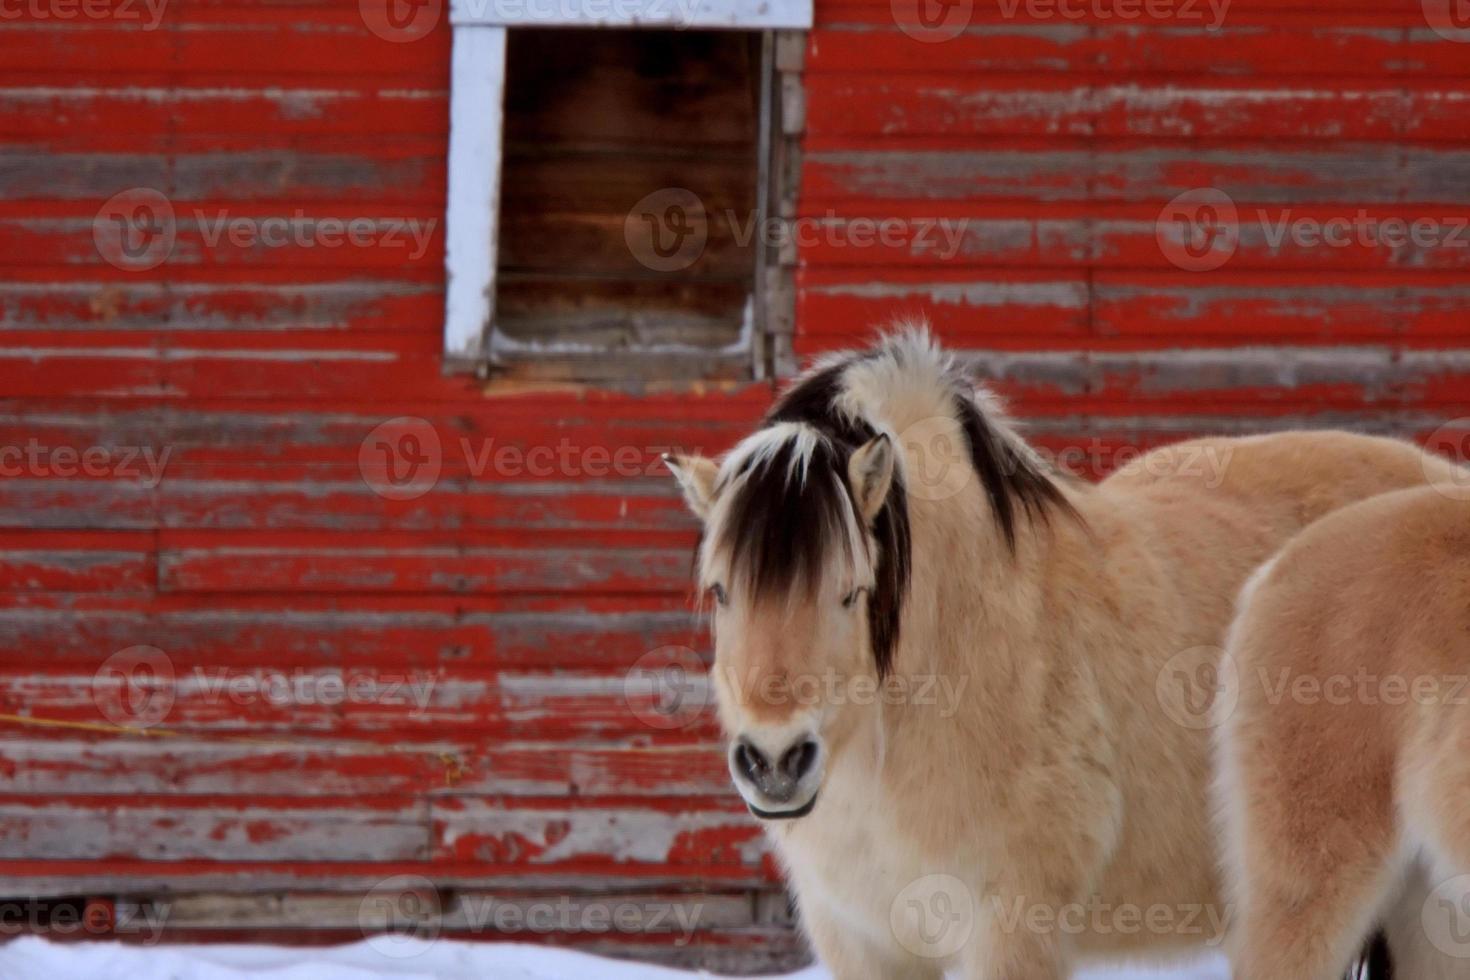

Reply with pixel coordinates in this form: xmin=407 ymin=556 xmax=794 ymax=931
xmin=1219 ymin=484 xmax=1470 ymax=980
xmin=664 ymin=329 xmax=1460 ymax=979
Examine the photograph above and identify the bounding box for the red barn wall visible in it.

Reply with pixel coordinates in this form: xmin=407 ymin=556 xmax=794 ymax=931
xmin=2 ymin=0 xmax=1469 ymax=968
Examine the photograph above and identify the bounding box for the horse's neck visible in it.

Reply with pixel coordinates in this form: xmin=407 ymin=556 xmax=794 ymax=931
xmin=888 ymin=480 xmax=1122 ymax=718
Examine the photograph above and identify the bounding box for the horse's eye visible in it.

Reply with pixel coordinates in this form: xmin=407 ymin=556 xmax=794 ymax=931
xmin=708 ymin=583 xmax=728 ymax=607
xmin=841 ymin=588 xmax=863 ymax=609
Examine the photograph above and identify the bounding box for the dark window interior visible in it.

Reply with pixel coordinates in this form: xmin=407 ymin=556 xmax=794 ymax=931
xmin=493 ymin=29 xmax=763 ymax=382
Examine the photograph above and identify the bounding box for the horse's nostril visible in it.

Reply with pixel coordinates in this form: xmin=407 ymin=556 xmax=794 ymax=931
xmin=780 ymin=739 xmax=819 ymax=781
xmin=733 ymin=740 xmax=769 ymax=783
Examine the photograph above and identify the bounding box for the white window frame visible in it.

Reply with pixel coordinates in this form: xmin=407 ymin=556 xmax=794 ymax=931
xmin=441 ymin=0 xmax=814 ymax=371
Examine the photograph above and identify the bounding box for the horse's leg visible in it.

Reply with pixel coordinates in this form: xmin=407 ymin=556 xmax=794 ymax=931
xmin=960 ymin=917 xmax=1067 ymax=980
xmin=1393 ymin=719 xmax=1470 ymax=978
xmin=1222 ymin=740 xmax=1401 ymax=980
xmin=801 ymin=902 xmax=944 ymax=980
xmin=1220 ymin=712 xmax=1404 ymax=978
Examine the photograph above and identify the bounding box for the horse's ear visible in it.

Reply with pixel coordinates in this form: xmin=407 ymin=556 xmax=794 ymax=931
xmin=847 ymin=434 xmax=896 ymax=525
xmin=663 ymin=453 xmax=719 ymax=521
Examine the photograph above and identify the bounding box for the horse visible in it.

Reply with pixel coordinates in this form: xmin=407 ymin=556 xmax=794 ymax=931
xmin=663 ymin=327 xmax=1462 ymax=979
xmin=1218 ymin=483 xmax=1470 ymax=980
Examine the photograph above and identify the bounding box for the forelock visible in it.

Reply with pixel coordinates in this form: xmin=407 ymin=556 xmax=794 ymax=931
xmin=706 ymin=423 xmax=869 ymax=602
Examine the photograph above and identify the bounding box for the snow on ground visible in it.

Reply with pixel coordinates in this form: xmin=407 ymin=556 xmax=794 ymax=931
xmin=0 ymin=937 xmax=1231 ymax=980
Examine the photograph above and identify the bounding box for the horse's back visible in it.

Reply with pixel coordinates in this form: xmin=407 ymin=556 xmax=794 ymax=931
xmin=1102 ymin=429 xmax=1462 ymax=534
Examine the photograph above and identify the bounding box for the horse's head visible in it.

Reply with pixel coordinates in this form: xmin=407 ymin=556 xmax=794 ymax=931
xmin=666 ymin=415 xmax=906 ymax=820
xmin=666 ymin=331 xmax=1076 ymax=822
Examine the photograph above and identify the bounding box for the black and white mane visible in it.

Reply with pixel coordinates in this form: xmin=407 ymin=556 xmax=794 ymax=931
xmin=705 ymin=330 xmax=1074 ymax=676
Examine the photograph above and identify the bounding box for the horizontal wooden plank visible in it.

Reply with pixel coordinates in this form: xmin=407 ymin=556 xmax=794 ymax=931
xmin=0 ymin=737 xmax=730 ymax=798
xmin=792 ymin=204 xmax=1470 ymax=272
xmin=0 ymin=857 xmax=771 ymax=898
xmin=0 ymin=796 xmax=765 ymax=867
xmin=0 ymin=603 xmax=702 ymax=671
xmin=0 ymin=87 xmax=447 ymax=149
xmin=159 ymin=888 xmax=761 ymax=933
xmin=0 ymin=668 xmax=722 ymax=739
xmin=430 ymin=798 xmax=764 ymax=869
xmin=799 ymin=269 xmax=1091 ymax=344
xmin=1092 ymin=274 xmax=1470 ymax=342
xmin=807 ymin=77 xmax=1470 ymax=141
xmin=799 ymin=269 xmax=1470 ymax=346
xmin=807 ymin=24 xmax=1470 ymax=77
xmin=0 ymin=149 xmax=444 ymax=204
xmin=801 ymin=143 xmax=1470 ymax=204
xmin=5 ymin=213 xmax=443 ymax=272
xmin=0 ymin=547 xmax=153 ymax=592
xmin=0 ymin=797 xmax=431 ymax=861
xmin=158 ymin=546 xmax=689 ymax=594
xmin=0 ymin=281 xmax=441 ymax=332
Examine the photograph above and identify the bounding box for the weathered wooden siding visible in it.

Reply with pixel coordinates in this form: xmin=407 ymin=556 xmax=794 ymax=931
xmin=799 ymin=0 xmax=1470 ymax=446
xmin=1 ymin=0 xmax=1468 ymax=970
